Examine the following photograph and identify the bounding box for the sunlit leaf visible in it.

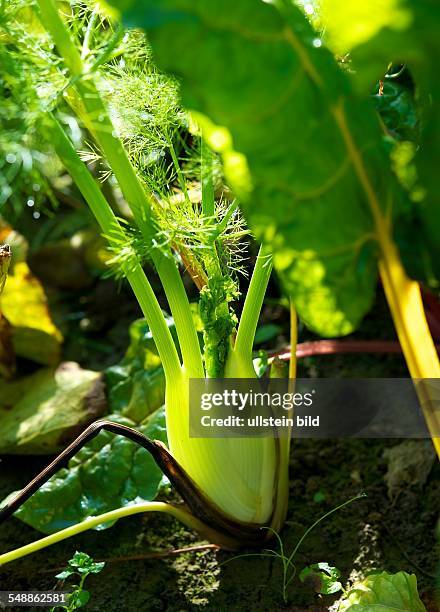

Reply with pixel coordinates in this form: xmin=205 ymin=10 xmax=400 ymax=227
xmin=320 ymin=0 xmax=412 ymax=55
xmin=0 ymin=261 xmax=63 ymax=364
xmin=105 ymin=0 xmax=411 ymax=337
xmin=105 ymin=317 xmax=174 ymax=423
xmin=338 ymin=571 xmax=426 ymax=611
xmin=0 ymin=362 xmax=106 ymax=454
xmin=321 ymin=0 xmax=440 ymax=283
xmin=300 ymin=562 xmax=343 ymax=595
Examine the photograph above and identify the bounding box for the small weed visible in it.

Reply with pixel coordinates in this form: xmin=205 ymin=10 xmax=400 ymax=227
xmin=51 ymin=551 xmax=105 ymax=611
xmin=224 ymin=492 xmax=366 ymax=603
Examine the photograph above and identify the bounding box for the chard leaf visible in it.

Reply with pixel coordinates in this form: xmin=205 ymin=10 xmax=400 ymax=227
xmin=319 ymin=0 xmax=412 ymax=57
xmin=0 ymin=363 xmax=106 ymax=454
xmin=106 ymin=0 xmax=408 ymax=337
xmin=321 ymin=0 xmax=440 ymax=284
xmin=338 ymin=571 xmax=426 ymax=611
xmin=254 ymin=324 xmax=282 ymax=346
xmin=105 ymin=318 xmax=169 ymax=422
xmin=3 ymin=408 xmax=167 ymax=534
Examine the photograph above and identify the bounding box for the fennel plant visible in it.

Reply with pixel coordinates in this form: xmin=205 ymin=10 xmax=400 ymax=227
xmin=0 ymin=0 xmax=294 ymax=563
xmin=1 ymin=0 xmax=439 ymax=568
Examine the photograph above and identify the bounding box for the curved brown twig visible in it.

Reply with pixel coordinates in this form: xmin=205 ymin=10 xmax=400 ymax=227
xmin=0 ymin=420 xmax=269 ymax=547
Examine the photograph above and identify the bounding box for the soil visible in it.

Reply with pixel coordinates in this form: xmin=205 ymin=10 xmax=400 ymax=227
xmin=0 ymin=434 xmax=438 ymax=611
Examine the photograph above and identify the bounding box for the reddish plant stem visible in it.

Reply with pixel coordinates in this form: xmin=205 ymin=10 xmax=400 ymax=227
xmin=270 ymin=339 xmax=440 ymax=362
xmin=39 ymin=544 xmax=220 ymax=573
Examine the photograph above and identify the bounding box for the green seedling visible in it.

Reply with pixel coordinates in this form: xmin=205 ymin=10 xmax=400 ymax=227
xmin=51 ymin=551 xmax=105 ymax=611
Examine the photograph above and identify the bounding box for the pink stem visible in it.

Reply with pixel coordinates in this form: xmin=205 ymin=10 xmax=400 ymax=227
xmin=271 ymin=339 xmax=440 ymax=361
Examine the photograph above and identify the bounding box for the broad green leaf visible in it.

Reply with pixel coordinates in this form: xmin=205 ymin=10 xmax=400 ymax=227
xmin=254 ymin=323 xmax=282 ymax=346
xmin=3 ymin=408 xmax=167 ymax=534
xmin=55 ymin=569 xmax=75 ymax=580
xmin=0 ymin=261 xmax=63 ymax=364
xmin=320 ymin=0 xmax=412 ymax=55
xmin=338 ymin=571 xmax=426 ymax=611
xmin=105 ymin=0 xmax=409 ymax=337
xmin=70 ymin=590 xmax=90 ymax=608
xmin=0 ymin=362 xmax=106 ymax=454
xmin=322 ymin=0 xmax=440 ymax=283
xmin=105 ymin=318 xmax=170 ymax=422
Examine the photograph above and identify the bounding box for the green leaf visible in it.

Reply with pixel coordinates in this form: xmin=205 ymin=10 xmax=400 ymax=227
xmin=3 ymin=408 xmax=167 ymax=534
xmin=253 ymin=350 xmax=269 ymax=378
xmin=87 ymin=562 xmax=106 ymax=574
xmin=106 ymin=0 xmax=405 ymax=337
xmin=338 ymin=571 xmax=427 ymax=611
xmin=374 ymin=81 xmax=418 ymax=142
xmin=321 ymin=0 xmax=440 ymax=284
xmin=320 ymin=0 xmax=412 ymax=56
xmin=313 ymin=490 xmax=326 ymax=503
xmin=254 ymin=324 xmax=282 ymax=346
xmin=68 ymin=551 xmax=105 ymax=575
xmin=299 ymin=562 xmax=342 ymax=595
xmin=69 ymin=589 xmax=90 ymax=609
xmin=105 ymin=318 xmax=171 ymax=422
xmin=55 ymin=569 xmax=74 ymax=580
xmin=0 ymin=363 xmax=106 ymax=454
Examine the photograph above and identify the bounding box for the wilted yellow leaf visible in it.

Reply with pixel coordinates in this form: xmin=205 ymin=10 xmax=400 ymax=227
xmin=0 ymin=262 xmax=63 ymax=365
xmin=0 ymin=315 xmax=15 ymax=378
xmin=0 ymin=244 xmax=11 ymax=295
xmin=0 ymin=362 xmax=106 ymax=454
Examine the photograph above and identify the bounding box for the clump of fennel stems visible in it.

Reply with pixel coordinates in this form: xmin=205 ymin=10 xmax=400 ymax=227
xmin=0 ymin=0 xmax=294 ymax=564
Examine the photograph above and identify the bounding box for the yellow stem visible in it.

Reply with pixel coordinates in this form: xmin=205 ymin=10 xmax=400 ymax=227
xmin=270 ymin=302 xmax=297 ymax=533
xmin=379 ymin=253 xmax=440 ymax=456
xmin=289 ymin=303 xmax=298 ymax=381
xmin=332 ymin=100 xmax=440 ymax=458
xmin=0 ymin=502 xmax=232 ymax=567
